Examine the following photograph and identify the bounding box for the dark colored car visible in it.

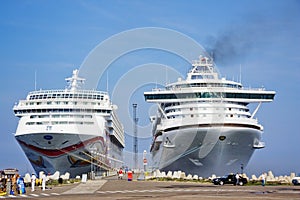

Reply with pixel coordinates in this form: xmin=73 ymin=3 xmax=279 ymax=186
xmin=292 ymin=177 xmax=300 ymax=185
xmin=212 ymin=174 xmax=248 ymax=186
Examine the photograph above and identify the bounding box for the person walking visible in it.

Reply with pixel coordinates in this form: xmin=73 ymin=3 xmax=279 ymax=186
xmin=6 ymin=178 xmax=12 ymax=195
xmin=41 ymin=172 xmax=47 ymax=191
xmin=31 ymin=173 xmax=36 ymax=192
xmin=118 ymin=168 xmax=123 ymax=180
xmin=261 ymin=173 xmax=266 ymax=186
xmin=11 ymin=174 xmax=17 ymax=195
xmin=235 ymin=173 xmax=240 ymax=186
xmin=16 ymin=175 xmax=26 ymax=194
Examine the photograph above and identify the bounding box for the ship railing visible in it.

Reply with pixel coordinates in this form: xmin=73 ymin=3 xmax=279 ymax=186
xmin=150 ymin=86 xmax=266 ymax=92
xmin=240 ymin=87 xmax=266 ymax=91
xmin=59 ymin=148 xmax=113 ymax=171
xmin=28 ymin=89 xmax=108 ymax=95
xmin=158 ymin=117 xmax=260 ymax=129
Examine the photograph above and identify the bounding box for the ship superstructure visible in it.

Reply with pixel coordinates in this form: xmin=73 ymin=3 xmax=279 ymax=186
xmin=14 ymin=70 xmax=124 ymax=177
xmin=144 ymin=56 xmax=275 ymax=177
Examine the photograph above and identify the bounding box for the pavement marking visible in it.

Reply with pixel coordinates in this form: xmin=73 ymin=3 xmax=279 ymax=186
xmin=0 ymin=192 xmax=61 ymax=199
xmin=40 ymin=193 xmax=50 ymax=196
xmin=63 ymin=179 xmax=107 ymax=194
xmin=95 ymin=188 xmax=260 ymax=195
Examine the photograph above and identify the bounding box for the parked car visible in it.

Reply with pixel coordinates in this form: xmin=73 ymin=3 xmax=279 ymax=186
xmin=292 ymin=177 xmax=300 ymax=185
xmin=212 ymin=174 xmax=248 ymax=186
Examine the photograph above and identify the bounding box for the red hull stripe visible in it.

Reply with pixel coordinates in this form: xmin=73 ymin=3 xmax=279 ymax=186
xmin=17 ymin=136 xmax=104 ymax=157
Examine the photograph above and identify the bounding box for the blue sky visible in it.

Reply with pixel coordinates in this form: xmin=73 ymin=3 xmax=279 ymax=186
xmin=0 ymin=0 xmax=299 ymax=176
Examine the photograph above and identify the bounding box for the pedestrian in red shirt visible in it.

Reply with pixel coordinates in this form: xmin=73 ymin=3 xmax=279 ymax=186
xmin=118 ymin=168 xmax=123 ymax=179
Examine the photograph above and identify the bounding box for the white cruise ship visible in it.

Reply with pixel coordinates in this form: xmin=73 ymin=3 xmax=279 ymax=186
xmin=13 ymin=69 xmax=124 ymax=177
xmin=144 ymin=56 xmax=275 ymax=177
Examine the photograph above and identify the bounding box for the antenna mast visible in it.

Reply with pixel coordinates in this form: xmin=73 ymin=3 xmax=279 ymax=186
xmin=133 ymin=104 xmax=138 ymax=171
xmin=106 ymin=70 xmax=109 ymax=93
xmin=34 ymin=70 xmax=37 ymax=91
xmin=239 ymin=64 xmax=242 ymax=83
xmin=65 ymin=69 xmax=85 ymax=91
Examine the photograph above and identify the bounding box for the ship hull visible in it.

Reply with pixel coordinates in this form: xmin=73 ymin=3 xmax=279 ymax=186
xmin=152 ymin=126 xmax=261 ymax=177
xmin=15 ymin=132 xmax=120 ymax=177
xmin=13 ymin=70 xmax=125 ymax=178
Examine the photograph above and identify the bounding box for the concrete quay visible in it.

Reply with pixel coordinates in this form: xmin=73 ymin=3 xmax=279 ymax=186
xmin=2 ymin=174 xmax=299 ymax=200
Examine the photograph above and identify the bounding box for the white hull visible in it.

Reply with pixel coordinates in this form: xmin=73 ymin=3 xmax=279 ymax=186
xmin=14 ymin=114 xmax=123 ymax=177
xmin=13 ymin=70 xmax=125 ymax=177
xmin=145 ymin=56 xmax=275 ymax=177
xmin=15 ymin=133 xmax=112 ymax=177
xmin=152 ymin=125 xmax=261 ymax=177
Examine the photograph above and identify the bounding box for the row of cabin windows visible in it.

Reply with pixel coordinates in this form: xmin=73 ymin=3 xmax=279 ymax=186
xmin=29 ymin=93 xmax=105 ymax=100
xmin=30 ymin=114 xmax=93 ymax=119
xmin=166 ymin=82 xmax=242 ymax=89
xmin=163 ymin=101 xmax=247 ymax=108
xmin=15 ymin=108 xmax=111 ymax=114
xmin=167 ymin=113 xmax=246 ymax=119
xmin=27 ymin=101 xmax=102 ymax=106
xmin=145 ymin=92 xmax=274 ymax=100
xmin=165 ymin=107 xmax=247 ymax=113
xmin=26 ymin=121 xmax=94 ymax=125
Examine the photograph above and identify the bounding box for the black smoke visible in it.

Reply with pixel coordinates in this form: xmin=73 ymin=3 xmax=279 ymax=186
xmin=204 ymin=17 xmax=265 ymax=66
xmin=205 ymin=28 xmax=255 ymax=66
xmin=204 ymin=11 xmax=294 ymax=66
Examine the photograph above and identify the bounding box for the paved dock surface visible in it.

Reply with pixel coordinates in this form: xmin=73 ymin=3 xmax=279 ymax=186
xmin=62 ymin=179 xmax=107 ymax=195
xmin=1 ymin=175 xmax=300 ymax=199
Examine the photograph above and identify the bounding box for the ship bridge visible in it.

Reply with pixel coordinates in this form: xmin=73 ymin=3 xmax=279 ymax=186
xmin=187 ymin=56 xmax=219 ymax=80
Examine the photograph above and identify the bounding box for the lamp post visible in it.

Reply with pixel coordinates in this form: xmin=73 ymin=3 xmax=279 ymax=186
xmin=133 ymin=104 xmax=138 ymax=171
